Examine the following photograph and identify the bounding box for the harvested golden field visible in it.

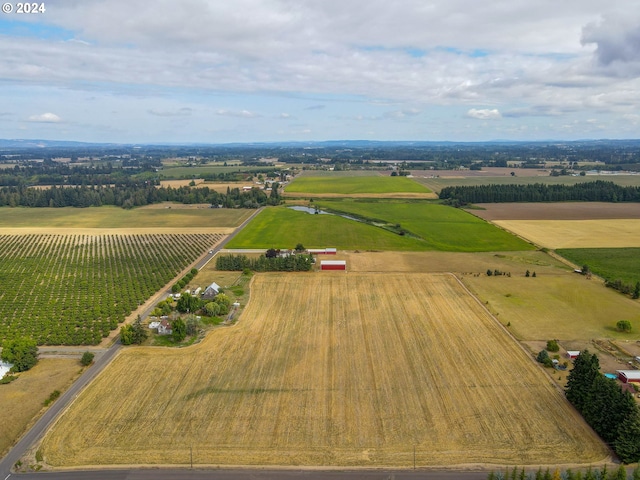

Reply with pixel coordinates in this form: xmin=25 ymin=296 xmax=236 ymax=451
xmin=344 ymin=250 xmax=565 ymax=274
xmin=494 ymin=220 xmax=640 ymax=248
xmin=0 ymin=358 xmax=81 ymax=457
xmin=42 ymin=273 xmax=606 ymax=468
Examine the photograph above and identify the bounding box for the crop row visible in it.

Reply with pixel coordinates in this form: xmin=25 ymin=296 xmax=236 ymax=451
xmin=0 ymin=234 xmax=222 ymax=345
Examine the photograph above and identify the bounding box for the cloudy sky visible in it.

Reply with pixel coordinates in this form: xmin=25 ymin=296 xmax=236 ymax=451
xmin=1 ymin=0 xmax=639 ymax=143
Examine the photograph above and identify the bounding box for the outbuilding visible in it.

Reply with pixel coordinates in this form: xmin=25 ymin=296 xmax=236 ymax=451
xmin=566 ymin=351 xmax=581 ymax=359
xmin=320 ymin=260 xmax=346 ymax=271
xmin=616 ymin=370 xmax=640 ymax=384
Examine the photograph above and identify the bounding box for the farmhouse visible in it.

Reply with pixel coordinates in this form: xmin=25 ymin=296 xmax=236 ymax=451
xmin=616 ymin=370 xmax=640 ymax=384
xmin=157 ymin=319 xmax=172 ymax=335
xmin=202 ymin=282 xmax=221 ymax=299
xmin=320 ymin=260 xmax=346 ymax=271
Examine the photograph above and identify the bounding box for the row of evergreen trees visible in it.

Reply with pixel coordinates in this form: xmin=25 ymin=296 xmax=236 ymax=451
xmin=215 ymin=253 xmax=314 ymax=272
xmin=0 ymin=183 xmax=280 ymax=209
xmin=488 ymin=465 xmax=640 ymax=480
xmin=565 ymin=351 xmax=640 ymax=463
xmin=439 ymin=181 xmax=640 ymax=204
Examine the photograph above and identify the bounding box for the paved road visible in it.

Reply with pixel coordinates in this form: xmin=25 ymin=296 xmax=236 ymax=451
xmin=5 ymin=467 xmax=490 ymax=479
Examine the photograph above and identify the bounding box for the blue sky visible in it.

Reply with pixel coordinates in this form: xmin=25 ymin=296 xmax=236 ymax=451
xmin=1 ymin=0 xmax=639 ymax=143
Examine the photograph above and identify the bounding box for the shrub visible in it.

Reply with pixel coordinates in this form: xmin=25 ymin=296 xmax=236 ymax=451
xmin=546 ymin=340 xmax=560 ymax=352
xmin=536 ymin=350 xmax=549 ymax=364
xmin=80 ymin=351 xmax=95 ymax=366
xmin=44 ymin=389 xmax=61 ymax=406
xmin=617 ymin=320 xmax=632 ymax=332
xmin=0 ymin=374 xmax=17 ymax=384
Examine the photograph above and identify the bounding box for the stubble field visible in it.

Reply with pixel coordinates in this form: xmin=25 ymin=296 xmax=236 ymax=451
xmin=41 ymin=273 xmax=607 ymax=468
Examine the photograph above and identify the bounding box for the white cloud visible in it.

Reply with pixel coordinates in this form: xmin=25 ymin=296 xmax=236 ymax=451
xmin=27 ymin=112 xmax=62 ymax=123
xmin=148 ymin=108 xmax=192 ymax=117
xmin=216 ymin=109 xmax=259 ymax=118
xmin=467 ymin=108 xmax=501 ymax=120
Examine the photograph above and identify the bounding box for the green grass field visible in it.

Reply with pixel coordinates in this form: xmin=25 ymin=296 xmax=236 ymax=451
xmin=414 ymin=174 xmax=640 ymax=193
xmin=0 ymin=206 xmax=250 ymax=229
xmin=285 ymin=175 xmax=431 ymax=194
xmin=226 ymin=207 xmax=427 ymax=250
xmin=556 ymin=248 xmax=640 ymax=286
xmin=314 ymin=199 xmax=534 ymax=252
xmin=227 ymin=204 xmax=533 ymax=252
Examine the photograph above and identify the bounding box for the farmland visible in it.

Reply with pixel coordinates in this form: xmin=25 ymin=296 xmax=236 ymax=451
xmin=227 ymin=205 xmax=533 ymax=252
xmin=0 ymin=233 xmax=222 ymax=345
xmin=225 ymin=206 xmax=428 ymax=251
xmin=0 ymin=205 xmax=250 ymax=232
xmin=313 ymin=200 xmax=534 ymax=252
xmin=492 ymin=219 xmax=640 ymax=248
xmin=0 ymin=358 xmax=81 ymax=458
xmin=555 ymin=248 xmax=640 ymax=286
xmin=41 ymin=273 xmax=607 ymax=467
xmin=284 ymin=175 xmax=432 ymax=195
xmin=469 ymin=202 xmax=640 ymax=221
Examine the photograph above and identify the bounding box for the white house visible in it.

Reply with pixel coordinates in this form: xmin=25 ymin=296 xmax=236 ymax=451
xmin=158 ymin=319 xmax=172 ymax=335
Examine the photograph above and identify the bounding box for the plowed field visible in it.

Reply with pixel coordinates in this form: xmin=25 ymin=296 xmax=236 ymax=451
xmin=41 ymin=273 xmax=607 ymax=468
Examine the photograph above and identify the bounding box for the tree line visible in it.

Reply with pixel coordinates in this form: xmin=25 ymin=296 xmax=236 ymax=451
xmin=216 ymin=253 xmax=314 ymax=272
xmin=565 ymin=350 xmax=640 ymax=463
xmin=439 ymin=181 xmax=640 ymax=204
xmin=0 ymin=183 xmax=280 ymax=209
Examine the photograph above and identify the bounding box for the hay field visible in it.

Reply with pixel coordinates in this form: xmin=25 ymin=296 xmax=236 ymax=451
xmin=0 ymin=358 xmax=81 ymax=457
xmin=41 ymin=273 xmax=606 ymax=468
xmin=0 ymin=205 xmax=249 ymax=233
xmin=494 ymin=220 xmax=640 ymax=248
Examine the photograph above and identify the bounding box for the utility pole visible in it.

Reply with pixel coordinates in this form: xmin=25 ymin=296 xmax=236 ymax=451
xmin=413 ymin=445 xmax=416 ymax=470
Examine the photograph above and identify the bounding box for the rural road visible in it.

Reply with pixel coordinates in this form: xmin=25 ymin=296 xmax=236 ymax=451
xmin=3 ymin=468 xmax=490 ymax=479
xmin=0 ymin=208 xmax=264 ymax=478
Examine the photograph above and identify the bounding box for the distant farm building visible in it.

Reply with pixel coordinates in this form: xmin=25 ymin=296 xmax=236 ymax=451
xmin=308 ymin=248 xmax=337 ymax=255
xmin=566 ymin=351 xmax=581 ymax=359
xmin=202 ymin=282 xmax=221 ymax=299
xmin=616 ymin=370 xmax=640 ymax=384
xmin=157 ymin=319 xmax=173 ymax=335
xmin=320 ymin=260 xmax=346 ymax=271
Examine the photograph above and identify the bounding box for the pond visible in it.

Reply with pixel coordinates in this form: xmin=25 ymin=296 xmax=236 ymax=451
xmin=288 ymin=206 xmax=331 ymax=215
xmin=288 ymin=206 xmax=363 ymax=223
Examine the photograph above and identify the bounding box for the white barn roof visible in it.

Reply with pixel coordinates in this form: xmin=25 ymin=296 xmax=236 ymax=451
xmin=320 ymin=260 xmax=346 ymax=266
xmin=617 ymin=370 xmax=640 ymax=380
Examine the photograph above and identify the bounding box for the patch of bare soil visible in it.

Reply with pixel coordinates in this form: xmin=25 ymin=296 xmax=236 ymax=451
xmin=470 ymin=202 xmax=640 ymax=221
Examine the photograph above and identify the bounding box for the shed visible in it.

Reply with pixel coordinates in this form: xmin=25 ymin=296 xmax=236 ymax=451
xmin=616 ymin=370 xmax=640 ymax=384
xmin=321 ymin=260 xmax=346 ymax=271
xmin=202 ymin=282 xmax=221 ymax=299
xmin=566 ymin=351 xmax=581 ymax=359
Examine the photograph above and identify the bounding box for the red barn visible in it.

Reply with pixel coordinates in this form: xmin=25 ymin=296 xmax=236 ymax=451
xmin=320 ymin=260 xmax=346 ymax=271
xmin=616 ymin=370 xmax=640 ymax=384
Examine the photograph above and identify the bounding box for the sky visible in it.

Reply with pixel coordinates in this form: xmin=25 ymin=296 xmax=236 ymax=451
xmin=0 ymin=0 xmax=639 ymax=143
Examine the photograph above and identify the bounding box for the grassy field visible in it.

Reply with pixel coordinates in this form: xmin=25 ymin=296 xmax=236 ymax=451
xmin=341 ymin=250 xmax=640 ymax=341
xmin=555 ymin=248 xmax=640 ymax=286
xmin=493 ymin=220 xmax=640 ymax=248
xmin=226 ymin=207 xmax=428 ymax=251
xmin=285 ymin=175 xmax=431 ymax=194
xmin=226 ymin=205 xmax=533 ymax=252
xmin=41 ymin=273 xmax=606 ymax=467
xmin=0 ymin=205 xmax=250 ymax=231
xmin=314 ymin=200 xmax=534 ymax=252
xmin=415 ymin=174 xmax=640 ymax=193
xmin=0 ymin=358 xmax=81 ymax=457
